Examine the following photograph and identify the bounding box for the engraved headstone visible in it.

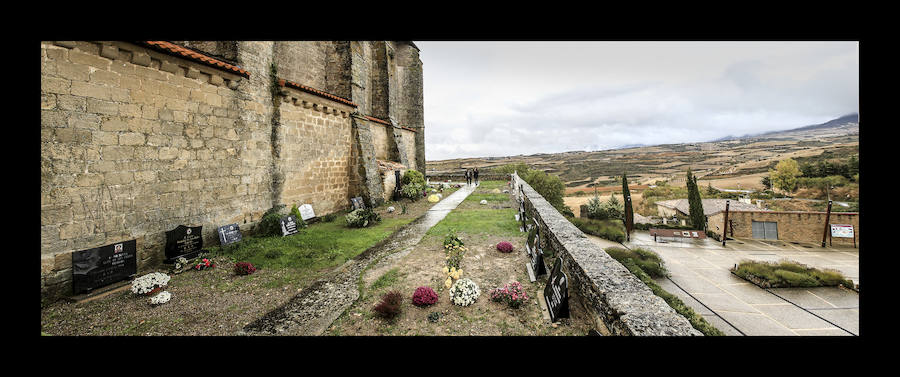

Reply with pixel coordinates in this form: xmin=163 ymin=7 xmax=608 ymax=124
xmin=280 ymin=214 xmax=300 ymax=236
xmin=298 ymin=204 xmax=316 ymax=221
xmin=217 ymin=223 xmax=242 ymax=246
xmin=165 ymin=225 xmax=203 ymax=263
xmin=544 ymin=257 xmax=570 ymax=323
xmin=72 ymin=239 xmax=137 ymax=294
xmin=529 ymin=226 xmax=547 ymax=276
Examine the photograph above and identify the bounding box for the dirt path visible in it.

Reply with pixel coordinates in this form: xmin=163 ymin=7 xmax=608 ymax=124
xmin=240 ymin=185 xmax=477 ymax=336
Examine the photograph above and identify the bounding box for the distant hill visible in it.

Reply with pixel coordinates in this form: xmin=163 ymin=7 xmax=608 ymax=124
xmin=713 ymin=113 xmax=858 ymax=141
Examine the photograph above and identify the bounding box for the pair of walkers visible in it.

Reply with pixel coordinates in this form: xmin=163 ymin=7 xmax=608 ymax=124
xmin=465 ymin=167 xmax=479 ymax=186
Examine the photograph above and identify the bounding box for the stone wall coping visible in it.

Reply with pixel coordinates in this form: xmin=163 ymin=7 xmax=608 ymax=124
xmin=277 ymin=78 xmax=358 ymax=108
xmin=512 ymin=171 xmax=701 ymax=336
xmin=100 ymin=41 xmax=246 ymax=87
xmin=141 ymin=41 xmax=250 ymax=78
xmin=277 ymin=86 xmax=355 ymax=118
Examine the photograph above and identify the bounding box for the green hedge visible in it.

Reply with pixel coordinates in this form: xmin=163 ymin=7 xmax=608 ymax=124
xmin=604 ymin=246 xmax=667 ymax=278
xmin=732 ymin=260 xmax=854 ymax=289
xmin=567 ymin=217 xmax=625 ymax=243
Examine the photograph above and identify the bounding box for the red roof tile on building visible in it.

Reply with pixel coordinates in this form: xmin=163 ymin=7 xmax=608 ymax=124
xmin=364 ymin=115 xmax=417 ymax=133
xmin=277 ymin=79 xmax=358 ymax=108
xmin=141 ymin=41 xmax=250 ymax=78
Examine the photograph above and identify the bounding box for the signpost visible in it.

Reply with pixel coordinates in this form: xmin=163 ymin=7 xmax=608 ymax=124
xmin=72 ymin=239 xmax=137 ymax=294
xmin=544 ymin=257 xmax=569 ymax=323
xmin=722 ymin=200 xmax=730 ymax=247
xmin=217 ymin=223 xmax=242 ymax=246
xmin=822 ymin=200 xmax=833 ymax=247
xmin=830 ymin=224 xmax=856 ymax=248
xmin=165 ymin=225 xmax=203 ymax=263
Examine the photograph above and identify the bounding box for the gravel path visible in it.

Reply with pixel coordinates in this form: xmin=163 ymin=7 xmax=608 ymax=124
xmin=240 ymin=185 xmax=477 ymax=335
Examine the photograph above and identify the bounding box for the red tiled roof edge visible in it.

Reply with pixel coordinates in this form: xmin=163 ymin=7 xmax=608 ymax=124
xmin=364 ymin=115 xmax=418 ymax=133
xmin=277 ymin=79 xmax=358 ymax=108
xmin=141 ymin=41 xmax=251 ymax=78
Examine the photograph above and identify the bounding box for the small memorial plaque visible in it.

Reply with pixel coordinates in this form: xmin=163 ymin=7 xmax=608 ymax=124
xmin=530 ymin=236 xmax=547 ymax=277
xmin=544 ymin=257 xmax=570 ymax=323
xmin=298 ymin=204 xmax=316 ymax=221
xmin=217 ymin=223 xmax=242 ymax=246
xmin=350 ymin=197 xmax=366 ymax=211
xmin=72 ymin=239 xmax=137 ymax=294
xmin=165 ymin=225 xmax=203 ymax=263
xmin=280 ymin=214 xmax=300 ymax=236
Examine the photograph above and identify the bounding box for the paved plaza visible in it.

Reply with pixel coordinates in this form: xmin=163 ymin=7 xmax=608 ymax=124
xmin=586 ymin=231 xmax=859 ymax=336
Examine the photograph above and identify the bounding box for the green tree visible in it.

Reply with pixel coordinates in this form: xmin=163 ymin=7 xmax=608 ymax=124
xmin=770 ymin=158 xmax=802 ymax=193
xmin=761 ymin=176 xmax=772 ymax=190
xmin=686 ymin=169 xmax=706 ymax=230
xmin=622 ymin=173 xmax=634 ymax=238
xmin=503 ymin=163 xmax=572 ymax=216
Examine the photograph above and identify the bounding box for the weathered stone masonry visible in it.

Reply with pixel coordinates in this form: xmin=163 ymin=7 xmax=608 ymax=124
xmin=511 ymin=172 xmax=701 ymax=336
xmin=40 ymin=41 xmax=424 ymax=299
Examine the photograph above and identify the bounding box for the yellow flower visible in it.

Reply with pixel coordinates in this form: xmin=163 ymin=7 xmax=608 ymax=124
xmin=450 ymin=266 xmax=456 ymax=274
xmin=445 ymin=277 xmax=453 ymax=288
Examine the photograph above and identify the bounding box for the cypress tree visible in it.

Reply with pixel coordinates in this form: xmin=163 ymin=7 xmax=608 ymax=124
xmin=686 ymin=169 xmax=706 ymax=230
xmin=622 ymin=172 xmax=633 ymax=240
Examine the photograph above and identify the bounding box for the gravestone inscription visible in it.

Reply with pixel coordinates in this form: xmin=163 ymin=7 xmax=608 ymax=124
xmin=72 ymin=239 xmax=137 ymax=294
xmin=165 ymin=225 xmax=203 ymax=263
xmin=544 ymin=257 xmax=570 ymax=323
xmin=217 ymin=223 xmax=242 ymax=246
xmin=280 ymin=214 xmax=300 ymax=236
xmin=298 ymin=204 xmax=316 ymax=221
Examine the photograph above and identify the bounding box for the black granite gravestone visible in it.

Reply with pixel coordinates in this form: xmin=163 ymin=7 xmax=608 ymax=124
xmin=529 ymin=227 xmax=547 ymax=276
xmin=165 ymin=225 xmax=203 ymax=263
xmin=72 ymin=239 xmax=137 ymax=294
xmin=280 ymin=214 xmax=300 ymax=236
xmin=544 ymin=257 xmax=570 ymax=323
xmin=518 ymin=202 xmax=526 ymax=232
xmin=217 ymin=223 xmax=242 ymax=246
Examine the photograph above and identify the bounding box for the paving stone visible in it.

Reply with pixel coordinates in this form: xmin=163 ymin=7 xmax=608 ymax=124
xmin=800 ymin=287 xmax=859 ymax=308
xmin=701 ymin=314 xmax=743 ymax=336
xmin=752 ymin=303 xmax=835 ymax=330
xmin=768 ymin=288 xmax=836 ymax=310
xmin=808 ymin=308 xmax=859 ymax=335
xmin=716 ymin=311 xmax=796 ymax=336
xmin=690 ymin=292 xmax=759 ymax=313
xmin=719 ymin=283 xmax=787 ymax=305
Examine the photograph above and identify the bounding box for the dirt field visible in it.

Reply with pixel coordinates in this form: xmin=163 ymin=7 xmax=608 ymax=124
xmin=564 ymin=193 xmax=644 ymax=218
xmin=698 ymin=172 xmax=768 ymax=191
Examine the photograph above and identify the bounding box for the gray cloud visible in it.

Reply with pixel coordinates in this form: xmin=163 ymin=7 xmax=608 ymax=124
xmin=418 ymin=41 xmax=859 ymax=161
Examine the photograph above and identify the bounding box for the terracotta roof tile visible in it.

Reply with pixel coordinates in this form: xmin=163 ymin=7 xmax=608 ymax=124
xmin=140 ymin=41 xmax=250 ymax=78
xmin=363 ymin=116 xmax=418 ymax=133
xmin=277 ymin=78 xmax=358 ymax=108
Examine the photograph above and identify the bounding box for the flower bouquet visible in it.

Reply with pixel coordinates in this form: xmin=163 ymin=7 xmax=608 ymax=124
xmin=489 ymin=281 xmax=528 ymax=308
xmin=149 ymin=291 xmax=172 ymax=306
xmin=131 ymin=272 xmax=171 ymax=296
xmin=194 ymin=258 xmax=216 ymax=271
xmin=449 ymin=278 xmax=480 ymax=307
xmin=412 ymin=286 xmax=439 ymax=307
xmin=496 ymin=241 xmax=514 ymax=253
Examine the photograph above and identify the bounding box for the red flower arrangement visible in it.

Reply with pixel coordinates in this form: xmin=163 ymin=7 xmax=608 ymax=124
xmin=496 ymin=241 xmax=514 ymax=253
xmin=412 ymin=286 xmax=439 ymax=307
xmin=194 ymin=258 xmax=216 ymax=270
xmin=234 ymin=262 xmax=256 ymax=275
xmin=489 ymin=281 xmax=529 ymax=308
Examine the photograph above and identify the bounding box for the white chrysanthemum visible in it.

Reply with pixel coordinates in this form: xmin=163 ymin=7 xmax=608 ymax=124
xmin=131 ymin=272 xmax=171 ymax=295
xmin=449 ymin=278 xmax=480 ymax=306
xmin=149 ymin=291 xmax=172 ymax=305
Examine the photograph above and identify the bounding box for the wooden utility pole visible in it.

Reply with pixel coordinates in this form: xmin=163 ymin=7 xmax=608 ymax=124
xmin=822 ymin=200 xmax=832 ymax=247
xmin=722 ymin=200 xmax=730 ymax=247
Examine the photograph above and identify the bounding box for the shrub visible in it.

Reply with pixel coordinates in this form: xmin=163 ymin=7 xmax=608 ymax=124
xmin=401 ymin=169 xmax=426 ymax=186
xmin=234 ymin=262 xmax=256 ymax=276
xmin=442 ymin=229 xmax=464 ymax=248
xmin=569 ymin=217 xmax=625 ymax=243
xmin=345 ymin=208 xmax=381 ymax=228
xmin=320 ymin=213 xmax=338 ymax=223
xmin=449 ymin=278 xmax=480 ymax=306
xmin=496 ymin=241 xmax=514 ymax=253
xmin=401 ymin=182 xmax=424 ymax=200
xmin=604 ymin=246 xmax=667 ymax=278
xmin=732 ymin=260 xmax=854 ymax=289
xmin=412 ymin=286 xmax=439 ymax=307
xmin=489 ymin=281 xmax=528 ymax=308
xmin=290 ymin=204 xmax=308 ymax=228
xmin=257 ymin=205 xmax=286 ymax=236
xmin=373 ymin=290 xmax=403 ymax=319
xmin=585 ymin=194 xmax=624 ymax=220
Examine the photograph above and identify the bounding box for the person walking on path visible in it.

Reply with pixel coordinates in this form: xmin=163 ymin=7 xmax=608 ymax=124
xmin=465 ymin=168 xmax=471 ymax=186
xmin=474 ymin=167 xmax=480 ymax=185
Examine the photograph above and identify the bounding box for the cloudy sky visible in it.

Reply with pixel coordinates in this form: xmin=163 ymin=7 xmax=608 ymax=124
xmin=416 ymin=41 xmax=859 ymax=161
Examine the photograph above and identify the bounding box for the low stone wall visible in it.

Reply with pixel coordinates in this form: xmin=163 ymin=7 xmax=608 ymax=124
xmin=511 ymin=172 xmax=701 ymax=336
